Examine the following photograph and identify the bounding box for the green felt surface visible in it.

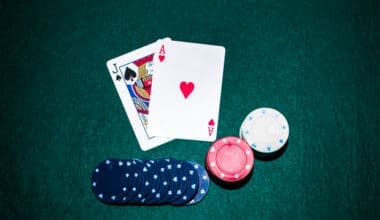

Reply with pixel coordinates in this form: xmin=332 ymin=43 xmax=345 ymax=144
xmin=1 ymin=0 xmax=379 ymax=219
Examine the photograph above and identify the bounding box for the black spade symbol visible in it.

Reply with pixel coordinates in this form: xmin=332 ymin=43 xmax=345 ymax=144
xmin=124 ymin=67 xmax=137 ymax=82
xmin=116 ymin=75 xmax=121 ymax=81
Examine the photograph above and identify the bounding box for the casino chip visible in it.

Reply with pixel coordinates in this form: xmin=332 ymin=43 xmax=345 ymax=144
xmin=206 ymin=137 xmax=254 ymax=182
xmin=91 ymin=159 xmax=129 ymax=204
xmin=186 ymin=161 xmax=209 ymax=205
xmin=240 ymin=107 xmax=289 ymax=154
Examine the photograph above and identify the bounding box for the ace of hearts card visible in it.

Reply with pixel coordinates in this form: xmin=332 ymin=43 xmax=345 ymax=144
xmin=147 ymin=39 xmax=225 ymax=141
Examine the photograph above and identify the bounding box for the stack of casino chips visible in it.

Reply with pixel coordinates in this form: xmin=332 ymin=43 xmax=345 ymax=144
xmin=205 ymin=107 xmax=289 ymax=184
xmin=91 ymin=158 xmax=209 ymax=205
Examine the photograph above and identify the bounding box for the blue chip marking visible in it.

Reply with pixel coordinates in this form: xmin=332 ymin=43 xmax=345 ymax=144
xmin=156 ymin=158 xmax=179 ymax=204
xmin=186 ymin=161 xmax=209 ymax=205
xmin=170 ymin=161 xmax=199 ymax=205
xmin=145 ymin=159 xmax=170 ymax=204
xmin=114 ymin=159 xmax=136 ymax=204
xmin=139 ymin=160 xmax=161 ymax=204
xmin=128 ymin=160 xmax=151 ymax=204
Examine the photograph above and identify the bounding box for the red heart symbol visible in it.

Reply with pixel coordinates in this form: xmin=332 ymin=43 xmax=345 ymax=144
xmin=158 ymin=55 xmax=165 ymax=62
xmin=179 ymin=81 xmax=194 ymax=99
xmin=208 ymin=119 xmax=215 ymax=126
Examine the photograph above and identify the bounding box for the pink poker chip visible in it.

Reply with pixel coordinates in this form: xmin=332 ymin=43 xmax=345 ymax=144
xmin=206 ymin=136 xmax=254 ymax=182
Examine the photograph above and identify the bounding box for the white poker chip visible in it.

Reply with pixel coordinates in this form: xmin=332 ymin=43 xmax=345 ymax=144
xmin=240 ymin=107 xmax=289 ymax=153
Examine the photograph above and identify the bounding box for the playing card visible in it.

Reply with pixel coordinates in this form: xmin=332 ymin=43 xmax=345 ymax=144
xmin=148 ymin=39 xmax=225 ymax=141
xmin=106 ymin=38 xmax=173 ymax=151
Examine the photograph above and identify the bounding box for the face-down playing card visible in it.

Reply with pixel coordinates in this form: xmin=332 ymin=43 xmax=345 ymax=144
xmin=148 ymin=39 xmax=225 ymax=141
xmin=106 ymin=38 xmax=173 ymax=151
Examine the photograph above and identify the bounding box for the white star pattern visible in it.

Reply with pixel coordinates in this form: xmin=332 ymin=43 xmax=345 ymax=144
xmin=92 ymin=159 xmax=210 ymax=205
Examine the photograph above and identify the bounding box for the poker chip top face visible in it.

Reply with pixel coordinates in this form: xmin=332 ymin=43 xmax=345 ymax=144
xmin=241 ymin=107 xmax=289 ymax=153
xmin=206 ymin=137 xmax=254 ymax=182
xmin=91 ymin=159 xmax=128 ymax=203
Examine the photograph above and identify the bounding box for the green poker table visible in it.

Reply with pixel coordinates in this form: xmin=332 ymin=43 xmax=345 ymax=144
xmin=1 ymin=0 xmax=379 ymax=219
